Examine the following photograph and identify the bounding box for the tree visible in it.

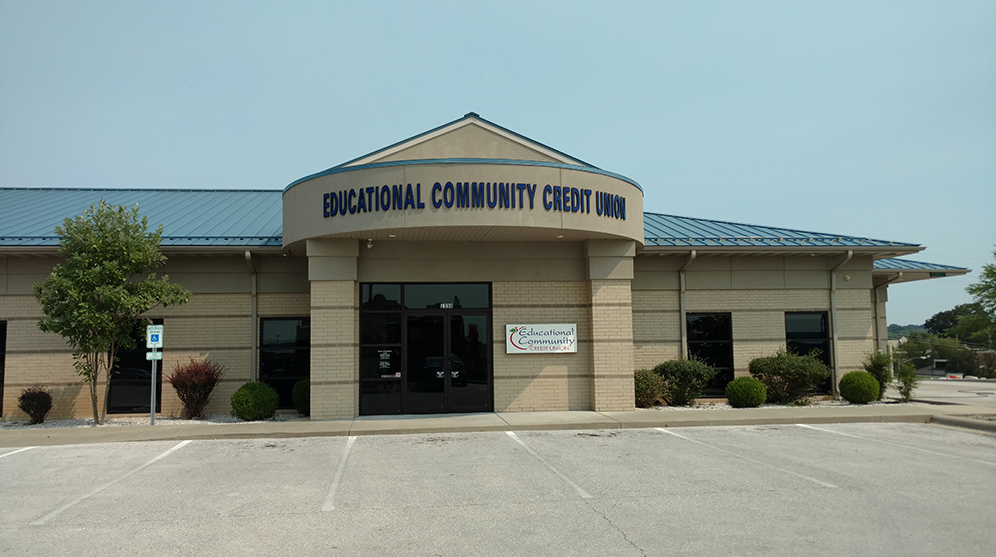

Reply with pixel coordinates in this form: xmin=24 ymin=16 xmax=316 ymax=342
xmin=959 ymin=249 xmax=996 ymax=349
xmin=33 ymin=201 xmax=189 ymax=425
xmin=924 ymin=304 xmax=978 ymax=336
xmin=967 ymin=249 xmax=996 ymax=315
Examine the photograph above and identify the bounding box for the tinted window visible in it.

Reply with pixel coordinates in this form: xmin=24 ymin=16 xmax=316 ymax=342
xmin=361 ymin=284 xmax=401 ymax=310
xmin=404 ymin=284 xmax=489 ymax=309
xmin=785 ymin=312 xmax=830 ymax=365
xmin=260 ymin=318 xmax=310 ymax=409
xmin=686 ymin=313 xmax=733 ymax=395
xmin=108 ymin=319 xmax=164 ymax=414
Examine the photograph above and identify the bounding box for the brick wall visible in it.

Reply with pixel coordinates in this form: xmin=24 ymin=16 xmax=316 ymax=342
xmin=631 ymin=259 xmax=876 ymax=383
xmin=309 ymin=280 xmax=358 ymax=420
xmin=492 ymin=281 xmax=592 ymax=411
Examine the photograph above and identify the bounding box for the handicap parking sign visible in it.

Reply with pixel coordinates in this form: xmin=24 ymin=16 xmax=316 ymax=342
xmin=146 ymin=325 xmax=164 ymax=349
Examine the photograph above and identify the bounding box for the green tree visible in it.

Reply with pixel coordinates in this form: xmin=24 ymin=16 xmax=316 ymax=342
xmin=924 ymin=304 xmax=978 ymax=336
xmin=967 ymin=249 xmax=996 ymax=315
xmin=33 ymin=201 xmax=190 ymax=425
xmin=959 ymin=249 xmax=996 ymax=349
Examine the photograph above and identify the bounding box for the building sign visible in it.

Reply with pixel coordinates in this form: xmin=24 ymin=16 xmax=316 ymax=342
xmin=322 ymin=182 xmax=627 ymax=221
xmin=506 ymin=324 xmax=577 ymax=354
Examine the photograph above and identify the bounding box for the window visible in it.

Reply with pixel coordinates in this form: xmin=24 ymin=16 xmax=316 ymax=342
xmin=785 ymin=312 xmax=830 ymax=365
xmin=686 ymin=313 xmax=733 ymax=395
xmin=260 ymin=318 xmax=310 ymax=409
xmin=108 ymin=319 xmax=164 ymax=414
xmin=785 ymin=312 xmax=831 ymax=393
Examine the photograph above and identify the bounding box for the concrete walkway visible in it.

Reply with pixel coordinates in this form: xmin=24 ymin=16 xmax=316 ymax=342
xmin=2 ymin=397 xmax=994 ymax=448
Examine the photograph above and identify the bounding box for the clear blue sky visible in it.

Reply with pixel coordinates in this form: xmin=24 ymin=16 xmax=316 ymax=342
xmin=1 ymin=1 xmax=993 ymax=325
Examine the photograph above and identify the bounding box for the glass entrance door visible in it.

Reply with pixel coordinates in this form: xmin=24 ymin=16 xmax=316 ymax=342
xmin=359 ymin=283 xmax=491 ymax=416
xmin=406 ymin=314 xmax=446 ymax=413
xmin=405 ymin=313 xmax=490 ymax=414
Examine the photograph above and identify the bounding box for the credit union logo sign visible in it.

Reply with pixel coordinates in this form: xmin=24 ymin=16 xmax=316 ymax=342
xmin=506 ymin=324 xmax=578 ymax=354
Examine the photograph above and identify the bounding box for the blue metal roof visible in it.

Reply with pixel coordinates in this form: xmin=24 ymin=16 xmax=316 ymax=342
xmin=643 ymin=212 xmax=920 ymax=249
xmin=872 ymin=258 xmax=967 ymax=271
xmin=0 ymin=189 xmax=948 ymax=271
xmin=0 ymin=188 xmax=282 ymax=247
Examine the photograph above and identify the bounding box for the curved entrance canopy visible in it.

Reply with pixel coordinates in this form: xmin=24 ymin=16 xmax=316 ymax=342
xmin=282 ymin=113 xmax=645 ymax=253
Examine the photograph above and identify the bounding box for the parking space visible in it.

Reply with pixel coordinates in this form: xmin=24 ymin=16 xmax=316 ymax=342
xmin=1 ymin=424 xmax=994 ymax=556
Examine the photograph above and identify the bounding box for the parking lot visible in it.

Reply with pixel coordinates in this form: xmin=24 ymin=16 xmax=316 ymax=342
xmin=2 ymin=423 xmax=994 ymax=556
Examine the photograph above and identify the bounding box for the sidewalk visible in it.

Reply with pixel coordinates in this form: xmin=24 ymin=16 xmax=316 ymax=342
xmin=2 ymin=399 xmax=993 ymax=448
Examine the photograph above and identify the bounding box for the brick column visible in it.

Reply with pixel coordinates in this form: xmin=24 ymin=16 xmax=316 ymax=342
xmin=585 ymin=241 xmax=636 ymax=412
xmin=307 ymin=239 xmax=359 ymax=420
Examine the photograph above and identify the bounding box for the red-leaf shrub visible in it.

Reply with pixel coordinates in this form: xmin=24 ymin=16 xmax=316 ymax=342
xmin=167 ymin=358 xmax=224 ymax=419
xmin=18 ymin=386 xmax=53 ymax=424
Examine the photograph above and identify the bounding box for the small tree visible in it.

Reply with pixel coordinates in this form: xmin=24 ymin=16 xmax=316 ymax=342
xmin=895 ymin=362 xmax=919 ymax=402
xmin=33 ymin=201 xmax=189 ymax=425
xmin=862 ymin=351 xmax=892 ymax=401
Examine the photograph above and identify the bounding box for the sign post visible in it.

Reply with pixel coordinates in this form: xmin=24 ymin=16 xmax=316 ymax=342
xmin=146 ymin=325 xmax=164 ymax=425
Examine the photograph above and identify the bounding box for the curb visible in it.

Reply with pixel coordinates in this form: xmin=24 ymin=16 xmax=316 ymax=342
xmin=930 ymin=415 xmax=996 ymax=434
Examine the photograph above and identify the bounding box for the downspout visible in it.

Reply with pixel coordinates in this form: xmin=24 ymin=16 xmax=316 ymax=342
xmin=829 ymin=249 xmax=853 ymax=398
xmin=679 ymin=250 xmax=697 ymax=360
xmin=245 ymin=250 xmax=258 ymax=382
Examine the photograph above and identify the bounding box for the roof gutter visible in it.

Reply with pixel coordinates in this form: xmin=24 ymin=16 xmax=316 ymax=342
xmin=829 ymin=250 xmax=853 ymax=399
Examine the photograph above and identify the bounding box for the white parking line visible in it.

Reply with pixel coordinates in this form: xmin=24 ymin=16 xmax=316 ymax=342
xmin=796 ymin=424 xmax=996 ymax=468
xmin=0 ymin=447 xmax=36 ymax=459
xmin=505 ymin=431 xmax=593 ymax=499
xmin=655 ymin=428 xmax=838 ymax=489
xmin=322 ymin=435 xmax=357 ymax=512
xmin=31 ymin=440 xmax=191 ymax=526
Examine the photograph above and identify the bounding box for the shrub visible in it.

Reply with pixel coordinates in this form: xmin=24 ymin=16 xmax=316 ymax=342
xmin=653 ymin=358 xmax=717 ymax=406
xmin=634 ymin=369 xmax=664 ymax=408
xmin=166 ymin=358 xmax=225 ymax=419
xmin=839 ymin=371 xmax=879 ymax=404
xmin=748 ymin=349 xmax=830 ymax=404
xmin=725 ymin=377 xmax=767 ymax=408
xmin=862 ymin=351 xmax=892 ymax=401
xmin=896 ymin=362 xmax=920 ymax=402
xmin=979 ymin=352 xmax=996 ymax=380
xmin=292 ymin=379 xmax=311 ymax=416
xmin=18 ymin=386 xmax=53 ymax=425
xmin=231 ymin=382 xmax=279 ymax=421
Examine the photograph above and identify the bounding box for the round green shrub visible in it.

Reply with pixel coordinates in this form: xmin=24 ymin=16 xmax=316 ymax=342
xmin=839 ymin=371 xmax=880 ymax=404
xmin=634 ymin=369 xmax=664 ymax=408
xmin=724 ymin=377 xmax=767 ymax=408
xmin=653 ymin=358 xmax=717 ymax=406
xmin=292 ymin=379 xmax=310 ymax=416
xmin=230 ymin=382 xmax=279 ymax=421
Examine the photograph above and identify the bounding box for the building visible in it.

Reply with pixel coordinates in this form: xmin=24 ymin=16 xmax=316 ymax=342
xmin=0 ymin=113 xmax=968 ymax=420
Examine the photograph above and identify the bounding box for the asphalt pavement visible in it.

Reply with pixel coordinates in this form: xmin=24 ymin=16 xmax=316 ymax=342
xmin=2 ymin=422 xmax=994 ymax=556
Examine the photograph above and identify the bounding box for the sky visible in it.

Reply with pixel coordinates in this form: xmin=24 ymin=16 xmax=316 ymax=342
xmin=1 ymin=0 xmax=993 ymax=325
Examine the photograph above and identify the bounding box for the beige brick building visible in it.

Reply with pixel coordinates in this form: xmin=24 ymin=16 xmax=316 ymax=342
xmin=0 ymin=114 xmax=966 ymax=421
